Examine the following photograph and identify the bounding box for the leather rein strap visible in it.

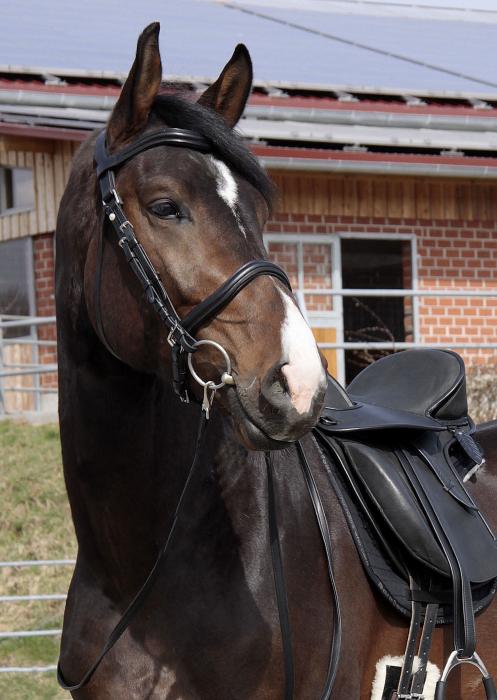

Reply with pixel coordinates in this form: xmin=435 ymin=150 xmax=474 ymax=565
xmin=267 ymin=444 xmax=342 ymax=700
xmin=57 ymin=412 xmax=209 ymax=692
xmin=93 ymin=128 xmax=291 ymax=401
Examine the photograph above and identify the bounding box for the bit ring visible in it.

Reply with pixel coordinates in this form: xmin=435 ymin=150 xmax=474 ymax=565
xmin=187 ymin=339 xmax=234 ymax=390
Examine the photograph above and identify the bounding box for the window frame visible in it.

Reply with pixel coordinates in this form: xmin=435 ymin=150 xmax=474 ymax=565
xmin=264 ymin=231 xmax=419 ymax=384
xmin=0 ymin=236 xmax=36 ymax=325
xmin=0 ymin=165 xmax=36 ymax=217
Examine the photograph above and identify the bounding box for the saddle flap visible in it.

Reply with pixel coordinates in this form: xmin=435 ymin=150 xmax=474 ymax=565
xmin=405 ymin=442 xmax=497 ymax=584
xmin=418 ymin=432 xmax=478 ymax=511
xmin=336 ymin=434 xmax=497 ymax=585
xmin=340 ymin=439 xmax=450 ymax=576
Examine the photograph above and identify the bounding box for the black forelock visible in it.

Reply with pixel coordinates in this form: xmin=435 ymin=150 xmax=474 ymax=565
xmin=152 ymin=93 xmax=275 ymax=209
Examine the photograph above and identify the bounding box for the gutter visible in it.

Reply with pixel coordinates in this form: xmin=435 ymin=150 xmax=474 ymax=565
xmin=2 ymin=66 xmax=497 ymax=102
xmin=1 ymin=90 xmax=497 ymax=133
xmin=2 ymin=120 xmax=496 ymax=178
xmin=259 ymin=156 xmax=497 ymax=179
xmin=244 ymin=106 xmax=497 ymax=133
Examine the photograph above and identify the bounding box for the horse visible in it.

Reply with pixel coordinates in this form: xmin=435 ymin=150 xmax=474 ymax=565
xmin=55 ymin=22 xmax=497 ymax=699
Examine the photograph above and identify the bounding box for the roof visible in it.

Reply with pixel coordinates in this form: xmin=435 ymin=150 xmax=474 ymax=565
xmin=2 ymin=1 xmax=497 ymax=178
xmin=2 ymin=0 xmax=497 ymax=97
xmin=3 ymin=84 xmax=497 ymax=178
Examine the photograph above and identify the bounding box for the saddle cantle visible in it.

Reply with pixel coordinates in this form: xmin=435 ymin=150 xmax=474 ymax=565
xmin=313 ymin=349 xmax=497 ymax=700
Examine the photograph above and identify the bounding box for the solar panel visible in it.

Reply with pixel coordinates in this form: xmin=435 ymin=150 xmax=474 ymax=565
xmin=0 ymin=0 xmax=496 ymax=95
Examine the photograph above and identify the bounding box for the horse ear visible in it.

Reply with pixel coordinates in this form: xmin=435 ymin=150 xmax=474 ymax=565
xmin=107 ymin=22 xmax=162 ymax=146
xmin=198 ymin=44 xmax=253 ymax=128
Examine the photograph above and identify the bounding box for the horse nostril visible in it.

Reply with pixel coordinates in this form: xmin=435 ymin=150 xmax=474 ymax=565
xmin=277 ymin=364 xmax=290 ymax=396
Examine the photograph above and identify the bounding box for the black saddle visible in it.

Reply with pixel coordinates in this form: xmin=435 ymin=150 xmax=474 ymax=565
xmin=313 ymin=349 xmax=497 ymax=700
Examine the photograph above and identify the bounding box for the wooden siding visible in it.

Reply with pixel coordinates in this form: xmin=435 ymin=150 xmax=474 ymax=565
xmin=2 ymin=344 xmax=35 ymax=412
xmin=0 ymin=137 xmax=78 ymax=241
xmin=2 ymin=136 xmax=497 ymax=243
xmin=312 ymin=327 xmax=337 ymax=378
xmin=270 ymin=171 xmax=497 ymax=220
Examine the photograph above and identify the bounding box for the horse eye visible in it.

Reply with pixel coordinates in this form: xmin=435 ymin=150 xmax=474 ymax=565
xmin=149 ymin=199 xmax=181 ymax=219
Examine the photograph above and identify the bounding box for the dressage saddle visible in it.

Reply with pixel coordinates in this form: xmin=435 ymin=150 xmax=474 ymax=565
xmin=314 ymin=349 xmax=497 ymax=700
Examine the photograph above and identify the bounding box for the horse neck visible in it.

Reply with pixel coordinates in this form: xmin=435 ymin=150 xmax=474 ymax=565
xmin=58 ymin=320 xmax=261 ymax=595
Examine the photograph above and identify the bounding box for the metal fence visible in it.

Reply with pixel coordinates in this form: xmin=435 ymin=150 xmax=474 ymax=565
xmin=0 ymin=559 xmax=75 ymax=675
xmin=2 ymin=286 xmax=497 ymax=412
xmin=0 ymin=315 xmax=57 ymax=414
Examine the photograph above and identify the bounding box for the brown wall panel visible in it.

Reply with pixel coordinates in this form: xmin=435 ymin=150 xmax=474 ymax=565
xmin=269 ymin=170 xmax=497 ymax=221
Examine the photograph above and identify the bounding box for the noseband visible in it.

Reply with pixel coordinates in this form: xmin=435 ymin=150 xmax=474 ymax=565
xmin=94 ymin=128 xmax=291 ymax=403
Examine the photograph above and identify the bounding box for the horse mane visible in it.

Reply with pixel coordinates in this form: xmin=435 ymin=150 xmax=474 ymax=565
xmin=152 ymin=93 xmax=275 ymax=210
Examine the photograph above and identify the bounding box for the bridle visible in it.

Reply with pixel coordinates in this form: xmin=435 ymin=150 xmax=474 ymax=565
xmin=58 ymin=125 xmax=341 ymax=699
xmin=93 ymin=128 xmax=291 ymax=404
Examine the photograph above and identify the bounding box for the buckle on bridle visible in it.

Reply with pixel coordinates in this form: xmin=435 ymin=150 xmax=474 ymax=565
xmin=167 ymin=321 xmax=180 ymax=347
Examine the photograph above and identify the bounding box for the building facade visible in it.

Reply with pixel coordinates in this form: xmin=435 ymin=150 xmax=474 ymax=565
xmin=2 ymin=82 xmax=497 ymax=411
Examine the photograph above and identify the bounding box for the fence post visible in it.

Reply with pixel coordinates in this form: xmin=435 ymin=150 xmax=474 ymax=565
xmin=0 ymin=316 xmax=5 ymax=413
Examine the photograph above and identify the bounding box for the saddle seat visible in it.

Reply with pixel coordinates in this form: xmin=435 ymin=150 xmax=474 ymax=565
xmin=321 ymin=348 xmax=468 ymax=432
xmin=314 ymin=349 xmax=497 ymax=623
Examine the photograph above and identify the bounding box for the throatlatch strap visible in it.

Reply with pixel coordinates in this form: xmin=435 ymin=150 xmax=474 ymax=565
xmin=57 ymin=412 xmax=208 ymax=692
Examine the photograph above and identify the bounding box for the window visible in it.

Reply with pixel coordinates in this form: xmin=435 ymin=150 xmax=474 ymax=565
xmin=265 ymin=234 xmax=342 ymax=380
xmin=341 ymin=237 xmax=415 ymax=383
xmin=0 ymin=167 xmax=35 ymax=214
xmin=0 ymin=238 xmax=35 ymax=338
xmin=265 ymin=233 xmax=417 ymax=385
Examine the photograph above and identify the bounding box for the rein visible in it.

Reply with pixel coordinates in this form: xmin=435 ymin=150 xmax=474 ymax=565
xmin=58 ymin=126 xmax=341 ymax=697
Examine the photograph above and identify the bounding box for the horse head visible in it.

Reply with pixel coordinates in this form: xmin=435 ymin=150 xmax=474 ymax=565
xmin=78 ymin=23 xmax=327 ymax=449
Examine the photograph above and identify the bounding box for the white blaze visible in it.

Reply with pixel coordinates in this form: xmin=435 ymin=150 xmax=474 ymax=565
xmin=210 ymin=157 xmax=247 ymax=237
xmin=279 ymin=291 xmax=326 ymax=415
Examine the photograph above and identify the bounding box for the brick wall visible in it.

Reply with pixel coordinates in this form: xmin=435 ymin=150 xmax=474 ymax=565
xmin=266 ymin=213 xmax=497 ymax=370
xmin=31 ymin=215 xmax=497 ymax=387
xmin=33 ymin=232 xmax=57 ymax=389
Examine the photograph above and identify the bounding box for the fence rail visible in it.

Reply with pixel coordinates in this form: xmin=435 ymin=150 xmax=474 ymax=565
xmin=2 ymin=291 xmax=497 ymax=413
xmin=0 ymin=315 xmax=56 ymax=413
xmin=0 ymin=558 xmax=74 ymax=675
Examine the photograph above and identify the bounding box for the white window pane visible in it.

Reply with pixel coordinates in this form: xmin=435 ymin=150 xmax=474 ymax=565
xmin=12 ymin=168 xmax=35 ymax=210
xmin=0 ymin=238 xmax=33 ymax=337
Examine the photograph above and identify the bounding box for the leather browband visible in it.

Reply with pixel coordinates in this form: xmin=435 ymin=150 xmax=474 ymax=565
xmin=95 ymin=128 xmax=210 ymax=178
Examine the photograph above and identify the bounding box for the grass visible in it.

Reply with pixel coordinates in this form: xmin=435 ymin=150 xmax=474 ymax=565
xmin=0 ymin=420 xmax=75 ymax=699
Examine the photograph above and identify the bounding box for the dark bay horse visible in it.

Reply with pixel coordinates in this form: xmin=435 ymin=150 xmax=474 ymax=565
xmin=55 ymin=23 xmax=497 ymax=699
